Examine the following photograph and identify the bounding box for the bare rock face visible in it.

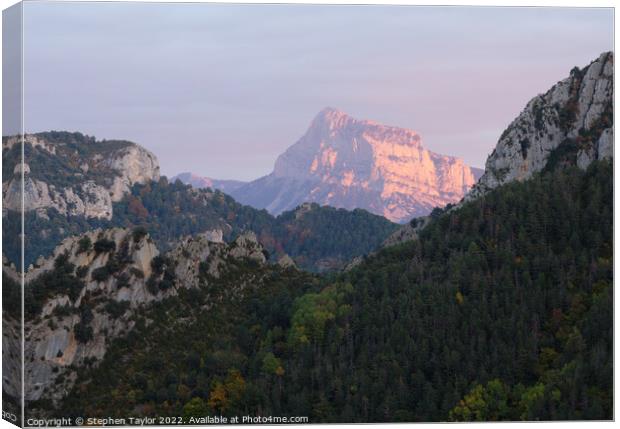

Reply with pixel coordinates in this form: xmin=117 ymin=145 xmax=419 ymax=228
xmin=382 ymin=216 xmax=432 ymax=248
xmin=2 ymin=133 xmax=160 ymax=220
xmin=171 ymin=172 xmax=246 ymax=194
xmin=468 ymin=51 xmax=613 ymax=200
xmin=3 ymin=168 xmax=113 ymax=219
xmin=2 ymin=228 xmax=155 ymax=402
xmin=3 ymin=134 xmax=56 ymax=154
xmin=277 ymin=254 xmax=296 ymax=269
xmin=199 ymin=229 xmax=224 ymax=243
xmin=384 ymin=52 xmax=614 ymax=249
xmin=104 ymin=145 xmax=161 ymax=201
xmin=167 ymin=230 xmax=225 ymax=290
xmin=229 ymin=231 xmax=267 ymax=263
xmin=186 ymin=108 xmax=481 ymax=223
xmin=2 ymin=226 xmax=270 ymax=404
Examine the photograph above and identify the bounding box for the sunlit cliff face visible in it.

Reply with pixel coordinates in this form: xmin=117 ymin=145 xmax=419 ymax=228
xmin=272 ymin=107 xmax=478 ymax=222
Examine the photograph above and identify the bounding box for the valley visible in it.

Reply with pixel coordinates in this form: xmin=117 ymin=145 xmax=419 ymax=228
xmin=1 ymin=51 xmax=613 ymax=423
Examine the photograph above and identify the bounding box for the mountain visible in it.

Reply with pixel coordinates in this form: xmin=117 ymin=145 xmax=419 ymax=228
xmin=46 ymin=53 xmax=612 ymax=422
xmin=2 ymin=132 xmax=398 ymax=272
xmin=2 ymin=131 xmax=160 ymax=220
xmin=4 ymin=190 xmax=395 ymax=409
xmin=384 ymin=51 xmax=614 ymax=248
xmin=468 ymin=51 xmax=613 ymax=200
xmin=40 ymin=153 xmax=613 ymax=423
xmin=178 ymin=108 xmax=483 ymax=223
xmin=3 ymin=226 xmax=294 ymax=404
xmin=4 ymin=52 xmax=613 ymax=423
xmin=171 ymin=172 xmax=246 ymax=194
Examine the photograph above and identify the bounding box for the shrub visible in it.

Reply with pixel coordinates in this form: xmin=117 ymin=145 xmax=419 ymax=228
xmin=430 ymin=207 xmax=445 ymax=219
xmin=105 ymin=300 xmax=130 ymax=318
xmin=74 ymin=322 xmax=93 ymax=343
xmin=54 ymin=252 xmax=75 ymax=275
xmin=159 ymin=271 xmax=175 ymax=291
xmin=116 ymin=240 xmax=132 ymax=264
xmin=91 ymin=266 xmax=112 ymax=283
xmin=520 ymin=138 xmax=531 ymax=159
xmin=105 ymin=256 xmax=121 ymax=274
xmin=146 ymin=276 xmax=159 ymax=295
xmin=410 ymin=218 xmax=422 ymax=228
xmin=151 ymin=256 xmax=168 ymax=276
xmin=132 ymin=226 xmax=148 ymax=243
xmin=52 ymin=305 xmax=74 ymax=319
xmin=94 ymin=238 xmax=116 ymax=254
xmin=130 ymin=267 xmax=144 ymax=279
xmin=77 ymin=236 xmax=92 ymax=254
xmin=76 ymin=266 xmax=89 ymax=279
xmin=115 ymin=272 xmax=130 ymax=289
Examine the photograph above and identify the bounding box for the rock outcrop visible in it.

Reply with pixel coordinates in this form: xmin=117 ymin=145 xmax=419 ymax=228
xmin=384 ymin=52 xmax=614 ymax=248
xmin=277 ymin=254 xmax=297 ymax=269
xmin=180 ymin=108 xmax=482 ymax=223
xmin=2 ymin=226 xmax=269 ymax=404
xmin=171 ymin=172 xmax=246 ymax=194
xmin=3 ymin=164 xmax=114 ymax=219
xmin=468 ymin=51 xmax=613 ymax=200
xmin=381 ymin=216 xmax=432 ymax=248
xmin=104 ymin=145 xmax=161 ymax=201
xmin=2 ymin=133 xmax=160 ymax=220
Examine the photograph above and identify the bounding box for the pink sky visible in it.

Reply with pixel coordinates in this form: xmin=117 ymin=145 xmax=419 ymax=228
xmin=7 ymin=3 xmax=614 ymax=179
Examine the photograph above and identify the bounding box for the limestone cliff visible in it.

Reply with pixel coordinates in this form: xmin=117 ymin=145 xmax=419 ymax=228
xmin=2 ymin=132 xmax=160 ymax=220
xmin=384 ymin=51 xmax=614 ymax=248
xmin=181 ymin=109 xmax=482 ymax=223
xmin=468 ymin=51 xmax=613 ymax=200
xmin=2 ymin=227 xmax=267 ymax=404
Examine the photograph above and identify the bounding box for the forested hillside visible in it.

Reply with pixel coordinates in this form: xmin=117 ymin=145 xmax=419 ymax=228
xmin=110 ymin=182 xmax=397 ymax=271
xmin=52 ymin=160 xmax=612 ymax=422
xmin=2 ymin=132 xmax=135 ymax=186
xmin=4 ymin=178 xmax=397 ymax=272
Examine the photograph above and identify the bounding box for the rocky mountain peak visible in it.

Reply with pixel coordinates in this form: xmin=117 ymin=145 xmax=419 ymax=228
xmin=237 ymin=109 xmax=481 ymax=222
xmin=384 ymin=51 xmax=614 ymax=249
xmin=467 ymin=51 xmax=613 ymax=200
xmin=175 ymin=108 xmax=482 ymax=223
xmin=312 ymin=107 xmax=420 ymax=139
xmin=314 ymin=106 xmax=353 ymax=129
xmin=307 ymin=107 xmax=422 ymax=147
